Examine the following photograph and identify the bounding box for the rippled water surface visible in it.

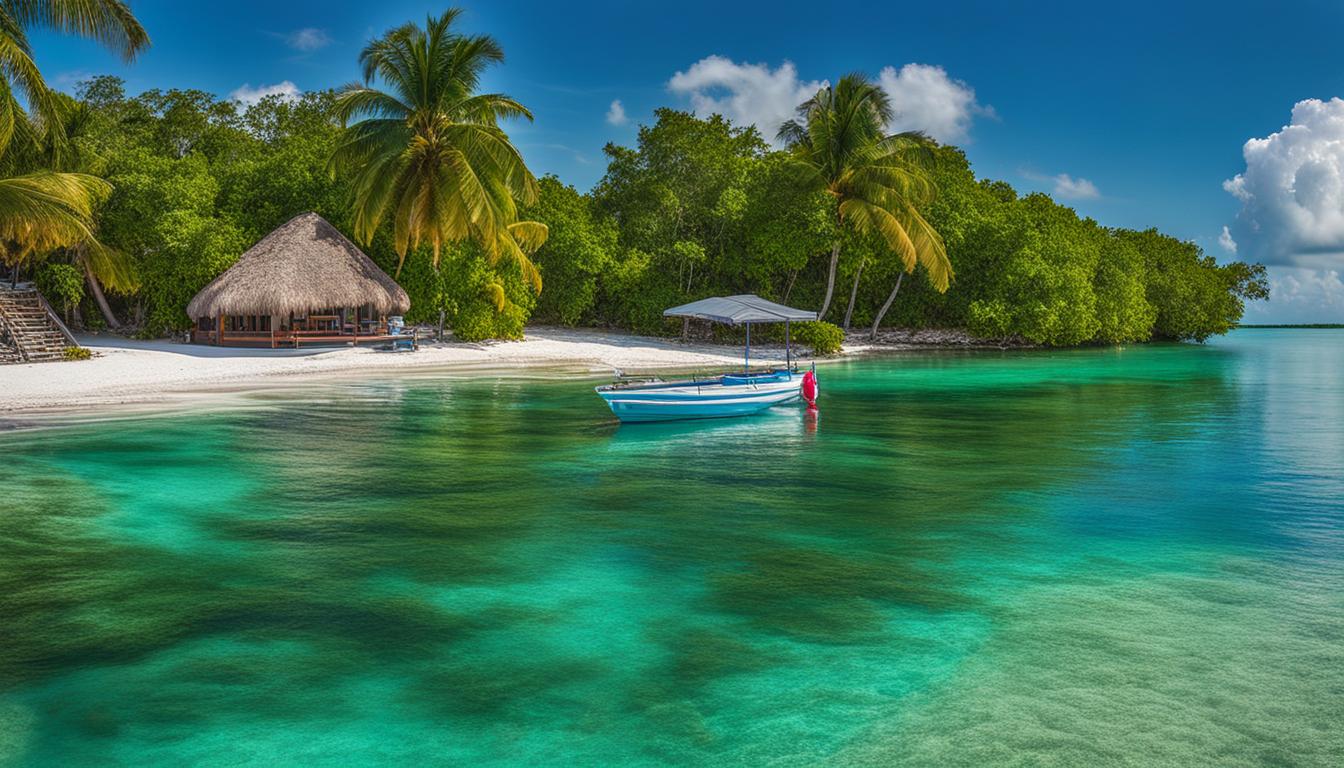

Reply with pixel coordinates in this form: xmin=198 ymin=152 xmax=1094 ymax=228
xmin=2 ymin=329 xmax=1342 ymax=766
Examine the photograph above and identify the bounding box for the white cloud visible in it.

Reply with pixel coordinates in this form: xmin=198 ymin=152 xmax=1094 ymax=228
xmin=230 ymin=81 xmax=301 ymax=107
xmin=1274 ymin=267 xmax=1344 ymax=305
xmin=1051 ymin=173 xmax=1100 ymax=200
xmin=1223 ymin=98 xmax=1344 ymax=268
xmin=878 ymin=63 xmax=990 ymax=144
xmin=606 ymin=99 xmax=628 ymax=126
xmin=1244 ymin=267 xmax=1344 ymax=323
xmin=53 ymin=69 xmax=93 ymax=89
xmin=667 ymin=57 xmax=990 ymax=146
xmin=286 ymin=28 xmax=332 ymax=52
xmin=668 ymin=56 xmax=823 ymax=144
xmin=1218 ymin=226 xmax=1238 ymax=254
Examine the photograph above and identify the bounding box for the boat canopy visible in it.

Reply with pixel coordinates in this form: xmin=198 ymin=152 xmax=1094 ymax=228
xmin=663 ymin=295 xmax=817 ymax=325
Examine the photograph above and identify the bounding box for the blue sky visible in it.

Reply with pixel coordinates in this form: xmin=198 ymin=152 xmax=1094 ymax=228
xmin=31 ymin=0 xmax=1344 ymax=322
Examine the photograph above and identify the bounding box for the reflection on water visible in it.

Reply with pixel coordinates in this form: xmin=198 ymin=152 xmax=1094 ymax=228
xmin=1 ymin=330 xmax=1341 ymax=766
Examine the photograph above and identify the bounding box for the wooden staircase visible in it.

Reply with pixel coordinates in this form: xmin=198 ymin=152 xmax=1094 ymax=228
xmin=0 ymin=285 xmax=78 ymax=364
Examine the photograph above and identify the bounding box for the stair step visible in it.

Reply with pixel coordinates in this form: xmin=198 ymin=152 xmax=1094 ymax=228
xmin=2 ymin=286 xmax=76 ymax=365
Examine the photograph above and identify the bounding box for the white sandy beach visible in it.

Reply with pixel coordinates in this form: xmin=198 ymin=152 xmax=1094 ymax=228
xmin=0 ymin=327 xmax=823 ymax=414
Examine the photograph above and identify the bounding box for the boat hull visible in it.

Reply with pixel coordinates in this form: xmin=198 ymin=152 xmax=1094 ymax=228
xmin=596 ymin=372 xmax=803 ymax=423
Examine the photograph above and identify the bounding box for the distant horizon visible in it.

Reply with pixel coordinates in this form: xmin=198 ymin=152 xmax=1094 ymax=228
xmin=1237 ymin=323 xmax=1344 ymax=328
xmin=29 ymin=0 xmax=1344 ymax=323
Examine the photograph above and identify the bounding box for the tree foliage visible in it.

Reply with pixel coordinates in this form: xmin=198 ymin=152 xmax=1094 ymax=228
xmin=35 ymin=76 xmax=1265 ymax=347
xmin=778 ymin=74 xmax=952 ymax=327
xmin=329 ymin=10 xmax=544 ymax=280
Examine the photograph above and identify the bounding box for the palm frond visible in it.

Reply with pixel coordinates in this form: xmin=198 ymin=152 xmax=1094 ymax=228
xmin=332 ymin=86 xmax=411 ymax=125
xmin=483 ymin=280 xmax=506 ymax=312
xmin=784 ymin=72 xmax=952 ymax=294
xmin=5 ymin=0 xmax=149 ymax=61
xmin=506 ymin=220 xmax=547 ymax=253
xmin=332 ymin=9 xmax=541 ymax=287
xmin=81 ymin=237 xmax=137 ymax=292
xmin=0 ymin=7 xmax=63 ymax=149
xmin=0 ymin=170 xmax=109 ymax=261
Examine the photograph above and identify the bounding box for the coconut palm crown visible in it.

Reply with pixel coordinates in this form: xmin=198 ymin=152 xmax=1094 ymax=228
xmin=778 ymin=73 xmax=952 ymax=320
xmin=330 ymin=9 xmax=546 ymax=286
xmin=0 ymin=0 xmax=148 ymax=271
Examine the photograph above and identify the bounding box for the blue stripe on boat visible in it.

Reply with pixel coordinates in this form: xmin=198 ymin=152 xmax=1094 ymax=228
xmin=596 ymin=370 xmax=805 ymax=423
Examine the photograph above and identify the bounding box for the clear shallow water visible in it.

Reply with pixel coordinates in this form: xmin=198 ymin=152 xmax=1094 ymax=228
xmin=1 ymin=329 xmax=1341 ymax=766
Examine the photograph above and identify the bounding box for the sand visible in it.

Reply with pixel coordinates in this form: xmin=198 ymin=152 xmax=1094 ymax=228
xmin=0 ymin=327 xmax=822 ymax=415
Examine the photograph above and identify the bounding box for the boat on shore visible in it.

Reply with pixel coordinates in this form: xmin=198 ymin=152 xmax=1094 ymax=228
xmin=595 ymin=295 xmax=819 ymax=423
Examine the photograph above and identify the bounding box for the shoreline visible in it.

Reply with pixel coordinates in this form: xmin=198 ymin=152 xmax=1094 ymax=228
xmin=0 ymin=325 xmax=1026 ymax=419
xmin=0 ymin=327 xmax=823 ymax=418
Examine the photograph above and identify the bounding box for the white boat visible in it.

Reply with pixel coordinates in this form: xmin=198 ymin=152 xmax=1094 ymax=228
xmin=594 ymin=295 xmax=819 ymax=423
xmin=596 ymin=369 xmax=808 ymax=422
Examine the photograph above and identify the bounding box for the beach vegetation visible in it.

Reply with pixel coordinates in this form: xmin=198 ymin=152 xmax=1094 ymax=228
xmin=778 ymin=74 xmax=952 ymax=336
xmin=1 ymin=8 xmax=1267 ymax=348
xmin=793 ymin=321 xmax=844 ymax=355
xmin=18 ymin=86 xmax=1265 ymax=347
xmin=0 ymin=0 xmax=147 ymax=292
xmin=329 ymin=10 xmax=545 ymax=283
xmin=34 ymin=261 xmax=82 ymax=320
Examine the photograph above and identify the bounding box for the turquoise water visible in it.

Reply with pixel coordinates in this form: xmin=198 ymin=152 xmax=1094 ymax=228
xmin=1 ymin=330 xmax=1341 ymax=766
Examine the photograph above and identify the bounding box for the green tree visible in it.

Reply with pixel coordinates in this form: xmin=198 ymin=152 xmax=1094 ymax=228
xmin=97 ymin=148 xmax=241 ymax=333
xmin=778 ymin=73 xmax=952 ymax=334
xmin=526 ymin=175 xmax=618 ymax=325
xmin=51 ymin=62 xmax=1270 ymax=346
xmin=220 ymin=92 xmax=346 ymax=240
xmin=329 ymin=8 xmax=545 ymax=281
xmin=30 ymin=91 xmax=138 ymax=328
xmin=594 ymin=109 xmax=767 ymax=330
xmin=739 ymin=152 xmax=835 ymax=303
xmin=1119 ymin=229 xmax=1268 ymax=341
xmin=1092 ymin=234 xmax=1156 ymax=343
xmin=0 ymin=1 xmax=147 ymax=284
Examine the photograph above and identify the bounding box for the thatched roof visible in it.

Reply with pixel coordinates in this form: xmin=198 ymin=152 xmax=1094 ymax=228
xmin=186 ymin=212 xmax=410 ymax=318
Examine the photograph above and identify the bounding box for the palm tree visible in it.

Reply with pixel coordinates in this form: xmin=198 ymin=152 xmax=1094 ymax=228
xmin=14 ymin=91 xmax=138 ymax=327
xmin=841 ymin=253 xmax=867 ymax=331
xmin=778 ymin=74 xmax=952 ymax=332
xmin=483 ymin=221 xmax=547 ymax=310
xmin=0 ymin=0 xmax=148 ymax=289
xmin=0 ymin=172 xmax=109 ymax=273
xmin=330 ymin=9 xmax=547 ymax=285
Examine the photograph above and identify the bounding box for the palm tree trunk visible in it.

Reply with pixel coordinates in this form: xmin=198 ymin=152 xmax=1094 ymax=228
xmin=870 ymin=271 xmax=905 ymax=341
xmin=82 ymin=256 xmax=122 ymax=330
xmin=842 ymin=260 xmax=865 ymax=330
xmin=817 ymin=240 xmax=841 ymax=320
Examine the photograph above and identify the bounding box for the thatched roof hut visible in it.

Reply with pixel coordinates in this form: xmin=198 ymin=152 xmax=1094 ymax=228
xmin=187 ymin=212 xmax=409 ymax=320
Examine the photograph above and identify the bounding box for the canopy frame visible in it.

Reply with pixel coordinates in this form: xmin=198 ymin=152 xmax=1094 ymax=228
xmin=663 ymin=294 xmax=817 ymax=373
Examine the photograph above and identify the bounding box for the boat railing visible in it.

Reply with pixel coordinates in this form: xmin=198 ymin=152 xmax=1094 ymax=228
xmin=600 ymin=366 xmax=799 ymax=391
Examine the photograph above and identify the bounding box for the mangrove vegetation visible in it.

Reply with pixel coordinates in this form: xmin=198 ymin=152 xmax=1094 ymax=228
xmin=6 ymin=8 xmax=1267 ymax=348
